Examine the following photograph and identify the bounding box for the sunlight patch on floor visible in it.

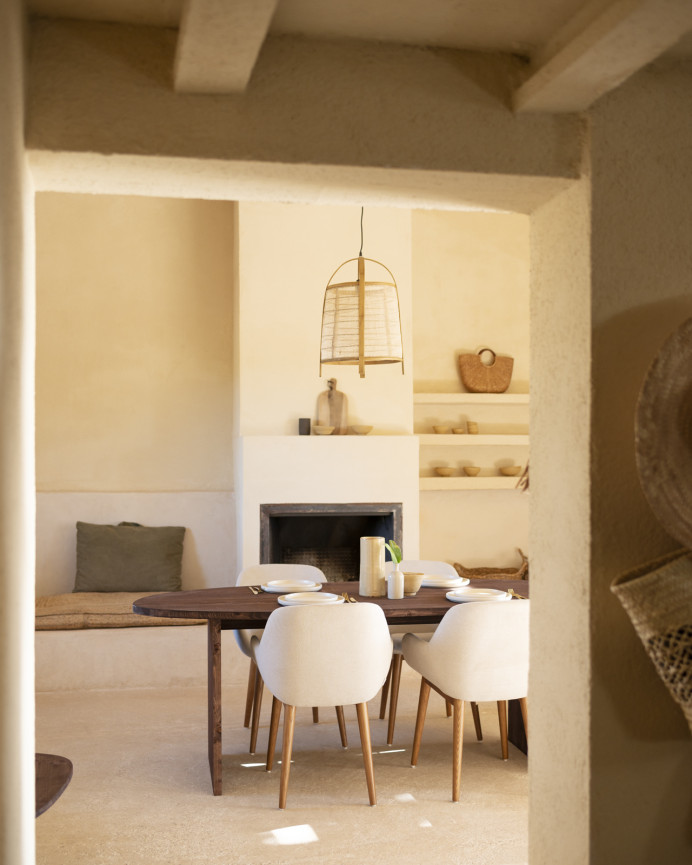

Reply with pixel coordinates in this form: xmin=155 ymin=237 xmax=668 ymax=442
xmin=261 ymin=824 xmax=319 ymax=846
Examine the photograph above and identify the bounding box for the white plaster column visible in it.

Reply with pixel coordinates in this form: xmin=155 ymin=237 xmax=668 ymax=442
xmin=529 ymin=174 xmax=592 ymax=865
xmin=0 ymin=2 xmax=37 ymax=862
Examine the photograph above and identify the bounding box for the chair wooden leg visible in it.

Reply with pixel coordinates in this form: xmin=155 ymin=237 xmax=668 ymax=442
xmin=471 ymin=701 xmax=483 ymax=740
xmin=519 ymin=697 xmax=528 ymax=740
xmin=249 ymin=668 xmax=264 ymax=755
xmin=356 ymin=702 xmax=377 ymax=806
xmin=379 ymin=663 xmax=392 ymax=719
xmin=386 ymin=653 xmax=403 ymax=745
xmin=278 ymin=704 xmax=296 ymax=810
xmin=243 ymin=660 xmax=257 ymax=728
xmin=335 ymin=706 xmax=348 ymax=748
xmin=312 ymin=707 xmax=319 ymax=723
xmin=497 ymin=700 xmax=509 ymax=760
xmin=266 ymin=696 xmax=282 ymax=772
xmin=411 ymin=678 xmax=431 ymax=767
xmin=452 ymin=699 xmax=464 ymax=803
xmin=445 ymin=699 xmax=452 ymax=717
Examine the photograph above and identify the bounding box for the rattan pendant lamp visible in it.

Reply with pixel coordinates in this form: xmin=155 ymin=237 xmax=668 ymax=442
xmin=319 ymin=208 xmax=404 ymax=378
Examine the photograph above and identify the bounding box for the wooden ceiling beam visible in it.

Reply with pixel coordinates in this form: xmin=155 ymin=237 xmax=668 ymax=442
xmin=514 ymin=0 xmax=692 ymax=112
xmin=174 ymin=0 xmax=279 ymax=94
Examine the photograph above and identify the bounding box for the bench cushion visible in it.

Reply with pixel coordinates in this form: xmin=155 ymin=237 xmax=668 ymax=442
xmin=36 ymin=592 xmax=204 ymax=630
xmin=74 ymin=522 xmax=185 ymax=593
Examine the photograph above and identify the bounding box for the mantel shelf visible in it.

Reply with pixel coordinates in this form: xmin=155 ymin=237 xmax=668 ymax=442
xmin=418 ymin=434 xmax=530 ymax=446
xmin=414 ymin=392 xmax=529 ymax=405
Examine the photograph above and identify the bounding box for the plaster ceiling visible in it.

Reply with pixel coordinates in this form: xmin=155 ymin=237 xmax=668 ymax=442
xmin=26 ymin=0 xmax=692 ymax=109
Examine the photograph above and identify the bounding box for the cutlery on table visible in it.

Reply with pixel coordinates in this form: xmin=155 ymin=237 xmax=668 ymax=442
xmin=248 ymin=585 xmax=260 ymax=595
xmin=508 ymin=588 xmax=527 ymax=600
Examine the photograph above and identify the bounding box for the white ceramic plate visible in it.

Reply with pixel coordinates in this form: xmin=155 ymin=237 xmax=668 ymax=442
xmin=261 ymin=580 xmax=321 ymax=593
xmin=446 ymin=587 xmax=511 ymax=603
xmin=421 ymin=575 xmax=470 ymax=588
xmin=277 ymin=592 xmax=345 ymax=606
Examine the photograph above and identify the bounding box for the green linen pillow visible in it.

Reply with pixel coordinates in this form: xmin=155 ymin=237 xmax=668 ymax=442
xmin=74 ymin=521 xmax=185 ymax=593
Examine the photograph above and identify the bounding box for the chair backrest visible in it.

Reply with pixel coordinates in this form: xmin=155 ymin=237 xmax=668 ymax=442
xmin=233 ymin=564 xmax=327 ymax=657
xmin=385 ymin=559 xmax=457 ymax=577
xmin=253 ymin=603 xmax=393 ymax=708
xmin=407 ymin=600 xmax=529 ymax=702
xmin=236 ymin=563 xmax=326 ymax=586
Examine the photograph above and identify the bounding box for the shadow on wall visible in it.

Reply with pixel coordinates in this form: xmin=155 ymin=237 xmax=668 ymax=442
xmin=592 ymin=294 xmax=692 ymax=736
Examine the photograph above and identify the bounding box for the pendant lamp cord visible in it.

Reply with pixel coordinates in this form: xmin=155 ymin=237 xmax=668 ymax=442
xmin=359 ymin=206 xmax=364 ymax=257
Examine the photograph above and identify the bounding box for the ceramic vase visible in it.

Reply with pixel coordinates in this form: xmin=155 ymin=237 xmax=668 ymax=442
xmin=359 ymin=536 xmax=386 ymax=597
xmin=387 ymin=567 xmax=404 ymax=599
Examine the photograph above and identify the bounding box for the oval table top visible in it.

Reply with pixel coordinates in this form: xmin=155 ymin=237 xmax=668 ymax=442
xmin=133 ymin=578 xmax=529 ymax=630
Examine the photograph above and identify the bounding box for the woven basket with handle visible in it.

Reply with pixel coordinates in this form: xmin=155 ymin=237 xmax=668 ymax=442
xmin=454 ymin=548 xmax=528 ymax=581
xmin=458 ymin=347 xmax=513 ymax=393
xmin=611 ymin=549 xmax=692 ymax=733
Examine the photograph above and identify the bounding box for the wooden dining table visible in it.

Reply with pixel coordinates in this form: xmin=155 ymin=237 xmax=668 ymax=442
xmin=133 ymin=578 xmax=529 ymax=795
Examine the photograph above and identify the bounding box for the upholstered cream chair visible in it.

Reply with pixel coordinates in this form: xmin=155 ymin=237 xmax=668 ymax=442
xmin=402 ymin=599 xmax=529 ymax=802
xmin=402 ymin=600 xmax=531 ymax=802
xmin=252 ymin=602 xmax=393 ymax=809
xmin=234 ymin=563 xmax=326 ymax=753
xmin=380 ymin=559 xmax=459 ymax=744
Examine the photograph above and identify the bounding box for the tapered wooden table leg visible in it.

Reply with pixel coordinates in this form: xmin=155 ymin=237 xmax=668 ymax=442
xmin=207 ymin=619 xmax=222 ymax=795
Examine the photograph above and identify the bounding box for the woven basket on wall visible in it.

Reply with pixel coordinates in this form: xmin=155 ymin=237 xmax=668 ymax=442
xmin=458 ymin=347 xmax=513 ymax=393
xmin=611 ymin=549 xmax=692 ymax=733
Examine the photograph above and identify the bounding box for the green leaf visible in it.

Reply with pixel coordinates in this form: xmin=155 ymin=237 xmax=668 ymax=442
xmin=384 ymin=540 xmax=402 ymax=564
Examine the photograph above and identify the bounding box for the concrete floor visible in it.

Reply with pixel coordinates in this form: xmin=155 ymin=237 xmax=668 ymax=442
xmin=35 ymin=666 xmax=528 ymax=865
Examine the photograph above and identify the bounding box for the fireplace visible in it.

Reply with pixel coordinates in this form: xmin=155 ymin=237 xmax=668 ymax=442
xmin=260 ymin=503 xmax=403 ymax=582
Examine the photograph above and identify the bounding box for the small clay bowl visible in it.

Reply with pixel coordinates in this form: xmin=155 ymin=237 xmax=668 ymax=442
xmin=463 ymin=466 xmax=481 ymax=476
xmin=499 ymin=465 xmax=521 ymax=476
xmin=313 ymin=425 xmax=335 ymax=435
xmin=433 ymin=425 xmax=451 ymax=434
xmin=453 ymin=427 xmax=466 ymax=434
xmin=435 ymin=467 xmax=455 ymax=477
xmin=350 ymin=425 xmax=373 ymax=435
xmin=403 ymin=572 xmax=424 ymax=596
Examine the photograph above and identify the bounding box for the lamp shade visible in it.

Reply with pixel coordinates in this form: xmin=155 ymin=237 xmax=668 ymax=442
xmin=320 ymin=255 xmax=404 ymax=378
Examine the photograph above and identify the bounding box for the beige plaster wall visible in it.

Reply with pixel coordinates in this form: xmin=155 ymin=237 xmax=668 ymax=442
xmin=35 ymin=193 xmax=234 ymax=492
xmin=0 ymin=2 xmax=36 ymax=861
xmin=587 ymin=58 xmax=692 ymax=864
xmin=411 ymin=210 xmax=530 ymax=393
xmin=412 ymin=209 xmax=530 ymax=566
xmin=236 ymin=201 xmax=413 ymax=434
xmin=529 ymin=175 xmax=592 ymax=865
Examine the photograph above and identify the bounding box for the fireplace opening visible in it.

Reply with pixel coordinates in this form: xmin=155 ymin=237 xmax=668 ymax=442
xmin=260 ymin=503 xmax=403 ymax=582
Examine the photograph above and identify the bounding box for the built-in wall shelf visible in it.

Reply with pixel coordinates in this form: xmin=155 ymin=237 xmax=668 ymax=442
xmin=420 ymin=476 xmax=522 ymax=491
xmin=418 ymin=434 xmax=530 ymax=447
xmin=414 ymin=392 xmax=529 ymax=405
xmin=415 ymin=391 xmax=529 ymax=491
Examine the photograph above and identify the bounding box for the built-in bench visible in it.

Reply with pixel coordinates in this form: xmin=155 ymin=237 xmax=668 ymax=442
xmin=35 ymin=592 xmax=245 ymax=692
xmin=34 ymin=492 xmax=240 ymax=691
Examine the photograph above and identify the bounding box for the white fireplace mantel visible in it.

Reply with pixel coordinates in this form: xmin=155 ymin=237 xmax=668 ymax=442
xmin=235 ymin=435 xmax=420 ymax=570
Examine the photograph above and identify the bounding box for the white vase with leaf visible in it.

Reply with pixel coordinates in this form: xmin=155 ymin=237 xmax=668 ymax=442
xmin=385 ymin=540 xmax=404 ymax=599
